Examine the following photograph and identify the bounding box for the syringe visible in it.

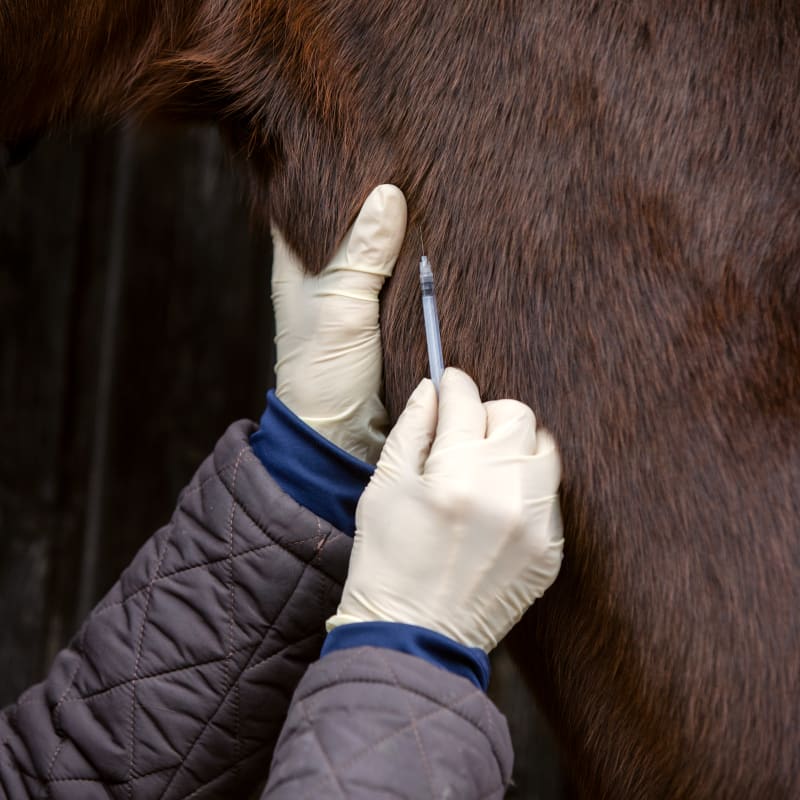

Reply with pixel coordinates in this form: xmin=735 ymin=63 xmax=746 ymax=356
xmin=419 ymin=252 xmax=445 ymax=391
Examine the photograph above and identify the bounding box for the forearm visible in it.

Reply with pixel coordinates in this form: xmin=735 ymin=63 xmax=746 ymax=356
xmin=0 ymin=420 xmax=351 ymax=799
xmin=261 ymin=647 xmax=513 ymax=799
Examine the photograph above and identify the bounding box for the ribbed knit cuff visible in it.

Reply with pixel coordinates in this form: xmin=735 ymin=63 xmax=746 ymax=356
xmin=250 ymin=391 xmax=374 ymax=536
xmin=322 ymin=622 xmax=490 ymax=691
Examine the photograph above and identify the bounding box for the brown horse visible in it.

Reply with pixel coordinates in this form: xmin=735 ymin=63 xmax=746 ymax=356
xmin=3 ymin=2 xmax=799 ymax=797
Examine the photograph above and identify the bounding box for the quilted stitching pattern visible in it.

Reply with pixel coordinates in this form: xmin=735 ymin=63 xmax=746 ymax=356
xmin=0 ymin=421 xmax=351 ymax=800
xmin=263 ymin=646 xmax=514 ymax=799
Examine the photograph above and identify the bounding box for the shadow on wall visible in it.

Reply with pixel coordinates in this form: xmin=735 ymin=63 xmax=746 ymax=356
xmin=0 ymin=124 xmax=569 ymax=800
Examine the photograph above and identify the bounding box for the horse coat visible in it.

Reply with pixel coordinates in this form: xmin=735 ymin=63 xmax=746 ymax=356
xmin=2 ymin=2 xmax=799 ymax=797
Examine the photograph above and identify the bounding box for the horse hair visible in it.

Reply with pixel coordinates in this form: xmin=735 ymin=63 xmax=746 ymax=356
xmin=2 ymin=2 xmax=799 ymax=796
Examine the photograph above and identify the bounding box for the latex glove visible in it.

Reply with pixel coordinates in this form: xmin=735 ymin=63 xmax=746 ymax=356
xmin=271 ymin=184 xmax=407 ymax=464
xmin=327 ymin=368 xmax=564 ymax=652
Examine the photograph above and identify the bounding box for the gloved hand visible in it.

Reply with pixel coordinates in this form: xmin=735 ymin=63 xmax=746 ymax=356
xmin=271 ymin=184 xmax=407 ymax=464
xmin=327 ymin=368 xmax=564 ymax=652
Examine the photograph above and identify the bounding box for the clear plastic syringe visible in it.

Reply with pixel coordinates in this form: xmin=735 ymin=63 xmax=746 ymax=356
xmin=419 ymin=253 xmax=445 ymax=391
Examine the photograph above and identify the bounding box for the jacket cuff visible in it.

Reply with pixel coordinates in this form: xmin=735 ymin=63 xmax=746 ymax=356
xmin=321 ymin=622 xmax=491 ymax=691
xmin=250 ymin=390 xmax=374 ymax=536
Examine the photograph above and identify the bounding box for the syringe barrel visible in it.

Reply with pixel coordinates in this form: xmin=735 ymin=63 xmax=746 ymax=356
xmin=419 ymin=254 xmax=444 ymax=390
xmin=422 ymin=290 xmax=444 ymax=390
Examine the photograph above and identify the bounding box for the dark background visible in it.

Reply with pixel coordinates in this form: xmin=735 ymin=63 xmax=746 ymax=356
xmin=0 ymin=123 xmax=568 ymax=798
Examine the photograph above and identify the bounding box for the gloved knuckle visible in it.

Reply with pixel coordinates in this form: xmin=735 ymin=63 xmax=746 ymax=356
xmin=441 ymin=483 xmax=476 ymax=517
xmin=505 ymin=398 xmax=535 ymax=420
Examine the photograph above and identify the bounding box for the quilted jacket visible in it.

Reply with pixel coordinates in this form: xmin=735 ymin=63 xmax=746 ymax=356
xmin=0 ymin=421 xmax=513 ymax=799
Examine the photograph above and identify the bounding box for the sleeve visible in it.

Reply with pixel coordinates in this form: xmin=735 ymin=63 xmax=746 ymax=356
xmin=261 ymin=646 xmax=514 ymax=800
xmin=0 ymin=420 xmax=352 ymax=800
xmin=322 ymin=621 xmax=491 ymax=690
xmin=250 ymin=390 xmax=374 ymax=536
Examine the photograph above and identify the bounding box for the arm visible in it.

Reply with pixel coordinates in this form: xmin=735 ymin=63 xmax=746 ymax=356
xmin=0 ymin=185 xmax=406 ymax=799
xmin=264 ymin=647 xmax=513 ymax=800
xmin=0 ymin=421 xmax=351 ymax=799
xmin=261 ymin=370 xmax=564 ymax=798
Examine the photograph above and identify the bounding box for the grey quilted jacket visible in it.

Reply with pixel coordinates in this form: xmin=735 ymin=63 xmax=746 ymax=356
xmin=0 ymin=421 xmax=513 ymax=799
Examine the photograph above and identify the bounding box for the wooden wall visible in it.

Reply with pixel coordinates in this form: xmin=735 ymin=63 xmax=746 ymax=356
xmin=0 ymin=124 xmax=568 ymax=798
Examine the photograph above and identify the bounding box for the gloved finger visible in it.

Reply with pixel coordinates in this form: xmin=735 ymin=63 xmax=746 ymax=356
xmin=484 ymin=399 xmax=537 ymax=455
xmin=321 ymin=185 xmax=407 ymax=301
xmin=378 ymin=379 xmax=438 ymax=476
xmin=345 ymin=184 xmax=407 ymax=277
xmin=520 ymin=428 xmax=563 ymax=499
xmin=429 ymin=368 xmax=487 ymax=456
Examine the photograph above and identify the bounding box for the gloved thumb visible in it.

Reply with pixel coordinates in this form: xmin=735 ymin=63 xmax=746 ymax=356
xmin=484 ymin=399 xmax=537 ymax=455
xmin=376 ymin=379 xmax=438 ymax=477
xmin=270 ymin=184 xmax=406 ymax=295
xmin=345 ymin=184 xmax=407 ymax=278
xmin=319 ymin=185 xmax=407 ymax=303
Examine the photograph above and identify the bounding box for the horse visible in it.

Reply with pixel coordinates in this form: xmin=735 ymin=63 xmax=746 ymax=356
xmin=3 ymin=2 xmax=799 ymax=797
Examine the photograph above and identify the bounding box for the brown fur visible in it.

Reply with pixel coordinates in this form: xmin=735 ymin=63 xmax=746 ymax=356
xmin=3 ymin=2 xmax=800 ymax=797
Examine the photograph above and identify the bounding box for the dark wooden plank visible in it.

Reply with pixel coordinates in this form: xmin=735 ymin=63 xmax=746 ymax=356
xmin=0 ymin=135 xmax=88 ymax=702
xmin=45 ymin=128 xmax=140 ymax=663
xmin=90 ymin=123 xmax=271 ymax=601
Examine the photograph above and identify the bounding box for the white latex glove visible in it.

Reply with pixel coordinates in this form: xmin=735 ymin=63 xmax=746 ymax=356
xmin=271 ymin=184 xmax=407 ymax=464
xmin=327 ymin=368 xmax=564 ymax=652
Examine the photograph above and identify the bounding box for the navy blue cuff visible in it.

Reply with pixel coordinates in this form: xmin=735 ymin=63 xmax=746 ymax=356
xmin=321 ymin=622 xmax=490 ymax=691
xmin=250 ymin=390 xmax=374 ymax=536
